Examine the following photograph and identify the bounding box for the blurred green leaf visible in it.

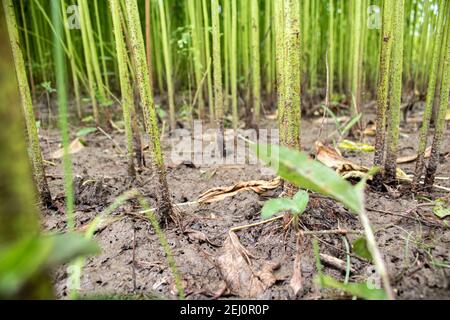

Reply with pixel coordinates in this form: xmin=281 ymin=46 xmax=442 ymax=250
xmin=81 ymin=116 xmax=94 ymax=123
xmin=352 ymin=237 xmax=373 ymax=261
xmin=76 ymin=127 xmax=97 ymax=138
xmin=253 ymin=144 xmax=364 ymax=214
xmin=433 ymin=200 xmax=450 ymax=219
xmin=40 ymin=81 xmax=56 ymax=93
xmin=0 ymin=233 xmax=99 ymax=297
xmin=341 ymin=113 xmax=362 ymax=136
xmin=316 ymin=275 xmax=387 ymax=300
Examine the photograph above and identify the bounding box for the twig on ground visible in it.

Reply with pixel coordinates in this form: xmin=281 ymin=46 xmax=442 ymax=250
xmin=320 ymin=253 xmax=356 ymax=273
xmin=97 ymin=126 xmax=125 ymax=155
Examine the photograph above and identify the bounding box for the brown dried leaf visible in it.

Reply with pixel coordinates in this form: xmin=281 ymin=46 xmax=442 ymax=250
xmin=397 ymin=146 xmax=432 ymax=164
xmin=184 ymin=229 xmax=219 ymax=247
xmin=51 ymin=138 xmax=85 ymax=159
xmin=216 ymin=232 xmax=277 ymax=298
xmin=363 ymin=124 xmax=377 ymax=137
xmin=315 ymin=141 xmax=410 ymax=181
xmin=315 ymin=141 xmax=368 ymax=176
xmin=198 ymin=178 xmax=281 ymax=204
xmin=290 ymin=241 xmax=303 ymax=296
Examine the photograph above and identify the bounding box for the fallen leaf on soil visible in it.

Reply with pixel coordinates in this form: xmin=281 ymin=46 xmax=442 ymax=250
xmin=198 ymin=178 xmax=281 ymax=204
xmin=446 ymin=109 xmax=450 ymax=121
xmin=315 ymin=141 xmax=368 ymax=175
xmin=397 ymin=146 xmax=432 ymax=164
xmin=362 ymin=124 xmax=377 ymax=137
xmin=290 ymin=240 xmax=303 ymax=296
xmin=315 ymin=141 xmax=409 ymax=181
xmin=184 ymin=229 xmax=220 ymax=246
xmin=433 ymin=201 xmax=450 ymax=219
xmin=51 ymin=138 xmax=85 ymax=159
xmin=216 ymin=232 xmax=278 ymax=298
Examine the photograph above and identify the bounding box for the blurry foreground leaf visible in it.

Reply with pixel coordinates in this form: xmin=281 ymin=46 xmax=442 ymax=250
xmin=0 ymin=233 xmax=99 ymax=297
xmin=316 ymin=275 xmax=387 ymax=300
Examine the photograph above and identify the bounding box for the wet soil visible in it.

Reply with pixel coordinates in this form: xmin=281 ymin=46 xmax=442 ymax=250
xmin=39 ymin=105 xmax=450 ymax=300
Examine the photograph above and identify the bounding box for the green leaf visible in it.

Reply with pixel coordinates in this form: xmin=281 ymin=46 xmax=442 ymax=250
xmin=45 ymin=233 xmax=100 ymax=266
xmin=293 ymin=190 xmax=309 ymax=214
xmin=433 ymin=204 xmax=450 ymax=219
xmin=76 ymin=127 xmax=97 ymax=138
xmin=0 ymin=236 xmax=52 ymax=296
xmin=81 ymin=115 xmax=94 ymax=123
xmin=341 ymin=113 xmax=362 ymax=136
xmin=253 ymin=144 xmax=364 ymax=214
xmin=338 ymin=140 xmax=375 ymax=153
xmin=261 ymin=198 xmax=299 ymax=219
xmin=316 ymin=275 xmax=387 ymax=300
xmin=352 ymin=237 xmax=373 ymax=261
xmin=0 ymin=233 xmax=99 ymax=297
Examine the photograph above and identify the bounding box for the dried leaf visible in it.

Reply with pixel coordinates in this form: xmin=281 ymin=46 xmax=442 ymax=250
xmin=198 ymin=178 xmax=281 ymax=204
xmin=397 ymin=147 xmax=432 ymax=164
xmin=51 ymin=138 xmax=85 ymax=159
xmin=184 ymin=229 xmax=219 ymax=246
xmin=363 ymin=124 xmax=377 ymax=137
xmin=290 ymin=240 xmax=303 ymax=296
xmin=316 ymin=141 xmax=369 ymax=176
xmin=216 ymin=232 xmax=277 ymax=298
xmin=316 ymin=141 xmax=410 ymax=182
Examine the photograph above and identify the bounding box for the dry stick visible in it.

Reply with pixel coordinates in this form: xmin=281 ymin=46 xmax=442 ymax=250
xmin=191 ymin=60 xmax=212 ymax=110
xmin=319 ymin=253 xmax=356 ymax=273
xmin=96 ymin=126 xmax=125 ymax=155
xmin=132 ymin=225 xmax=137 ymax=293
xmin=359 ymin=206 xmax=395 ymax=300
xmin=229 ymin=215 xmax=284 ymax=233
xmin=367 ymin=206 xmax=444 ymax=228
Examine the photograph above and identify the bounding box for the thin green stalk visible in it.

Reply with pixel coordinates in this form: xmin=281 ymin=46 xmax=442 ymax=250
xmin=328 ymin=0 xmax=334 ymax=100
xmin=211 ymin=0 xmax=225 ymax=157
xmin=188 ymin=0 xmax=206 ymax=120
xmin=202 ymin=0 xmax=214 ymax=122
xmin=230 ymin=0 xmax=238 ymax=131
xmin=78 ymin=0 xmax=99 ymax=124
xmin=62 ymin=0 xmax=82 ymax=119
xmin=51 ymin=0 xmax=74 ymax=231
xmin=157 ymin=0 xmax=176 ymax=130
xmin=251 ymin=0 xmax=261 ymax=126
xmin=110 ymin=0 xmax=136 ymax=178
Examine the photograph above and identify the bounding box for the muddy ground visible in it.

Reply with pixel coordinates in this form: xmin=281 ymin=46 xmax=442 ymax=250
xmin=39 ymin=103 xmax=450 ymax=300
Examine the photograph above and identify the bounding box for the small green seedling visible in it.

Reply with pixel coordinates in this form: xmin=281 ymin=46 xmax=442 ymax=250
xmin=262 ymin=190 xmax=309 ymax=229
